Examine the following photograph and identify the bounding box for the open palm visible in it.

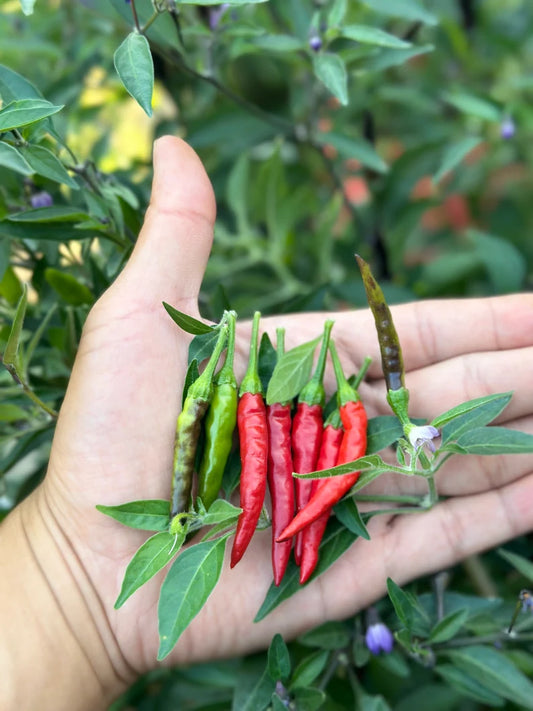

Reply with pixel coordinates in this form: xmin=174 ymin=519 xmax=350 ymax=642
xmin=29 ymin=137 xmax=533 ymax=683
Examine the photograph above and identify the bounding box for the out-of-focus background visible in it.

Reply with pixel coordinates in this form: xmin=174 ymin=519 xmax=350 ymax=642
xmin=1 ymin=1 xmax=533 ymax=709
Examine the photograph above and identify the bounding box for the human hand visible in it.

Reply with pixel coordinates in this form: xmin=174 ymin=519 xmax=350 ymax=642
xmin=4 ymin=137 xmax=533 ymax=709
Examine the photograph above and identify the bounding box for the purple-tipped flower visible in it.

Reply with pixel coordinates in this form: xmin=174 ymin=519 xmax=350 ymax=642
xmin=209 ymin=3 xmax=230 ymax=31
xmin=309 ymin=34 xmax=322 ymax=52
xmin=501 ymin=117 xmax=515 ymax=140
xmin=365 ymin=622 xmax=394 ymax=655
xmin=30 ymin=191 xmax=53 ymax=208
xmin=406 ymin=424 xmax=440 ymax=453
xmin=520 ymin=589 xmax=533 ymax=613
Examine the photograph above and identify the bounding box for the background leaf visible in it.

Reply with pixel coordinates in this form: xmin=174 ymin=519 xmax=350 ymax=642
xmin=113 ymin=32 xmax=154 ymax=117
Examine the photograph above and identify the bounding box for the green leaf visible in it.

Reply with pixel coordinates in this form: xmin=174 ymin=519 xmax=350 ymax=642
xmin=454 ymin=426 xmax=533 ymax=454
xmin=8 ymin=206 xmax=88 ymax=222
xmin=254 ymin=520 xmax=358 ymax=621
xmin=443 ymin=92 xmax=501 ymax=122
xmin=367 ymin=415 xmax=403 ymax=453
xmin=182 ymin=359 xmax=200 ymax=406
xmin=439 ymin=393 xmax=512 ymax=444
xmin=0 ymin=64 xmax=43 ymax=103
xmin=20 ymin=144 xmax=79 ymax=189
xmin=114 ymin=32 xmax=154 ymax=117
xmin=291 ymin=687 xmax=327 ymax=710
xmin=359 ymin=692 xmax=392 ymax=711
xmin=362 ymin=0 xmax=438 ymax=25
xmin=163 ymin=302 xmax=214 ymax=335
xmin=341 ymin=24 xmax=411 ymax=49
xmin=497 ymin=548 xmax=533 ymax=584
xmin=362 ymin=44 xmax=434 ymax=73
xmin=232 ymin=663 xmax=275 ymax=711
xmin=328 ymin=0 xmax=347 ymax=26
xmin=95 ymin=499 xmax=170 ymax=532
xmin=202 ymin=499 xmax=242 ymax=526
xmin=387 ymin=578 xmax=419 ymax=632
xmin=252 ymin=34 xmax=305 ymax=52
xmin=258 ymin=331 xmax=277 ymax=395
xmin=444 ymin=646 xmax=533 ymax=709
xmin=469 ymin=229 xmax=527 ymax=293
xmin=295 ymin=453 xmax=387 ymax=479
xmin=312 ymin=53 xmax=348 ymax=106
xmin=432 ymin=392 xmax=512 ymax=429
xmin=429 ymin=608 xmax=469 ymax=643
xmin=435 ymin=664 xmax=505 ymax=707
xmin=433 ymin=137 xmax=483 ymax=184
xmin=266 ymin=337 xmax=320 ymax=405
xmin=334 ymin=498 xmax=370 ymax=539
xmin=0 ymin=403 xmax=28 ymax=422
xmin=115 ymin=531 xmax=181 ymax=609
xmin=298 ymin=621 xmax=351 ymax=650
xmin=0 ymin=99 xmax=63 ymax=131
xmin=44 ymin=268 xmax=94 ymax=307
xmin=290 ymin=650 xmax=329 ymax=689
xmin=179 ymin=0 xmax=268 ymax=3
xmin=189 ymin=329 xmax=220 ymax=364
xmin=267 ymin=633 xmax=291 ymax=683
xmin=20 ymin=0 xmax=36 ymax=15
xmin=0 ymin=142 xmax=33 ymax=175
xmin=318 ymin=132 xmax=388 ymax=173
xmin=2 ymin=283 xmax=27 ymax=372
xmin=158 ymin=536 xmax=227 ymax=659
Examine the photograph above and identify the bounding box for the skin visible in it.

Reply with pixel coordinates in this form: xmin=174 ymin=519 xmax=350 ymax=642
xmin=1 ymin=136 xmax=533 ymax=710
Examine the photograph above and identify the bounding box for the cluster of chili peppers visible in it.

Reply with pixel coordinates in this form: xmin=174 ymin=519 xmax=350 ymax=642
xmin=168 ymin=307 xmax=371 ymax=587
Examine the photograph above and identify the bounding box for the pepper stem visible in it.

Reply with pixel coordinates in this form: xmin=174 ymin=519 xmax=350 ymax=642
xmin=239 ymin=311 xmax=262 ymax=396
xmin=188 ymin=316 xmax=229 ymax=400
xmin=215 ymin=311 xmax=237 ymax=386
xmin=298 ymin=319 xmax=334 ymax=406
xmin=329 ymin=340 xmax=359 ymax=407
xmin=352 ymin=355 xmax=372 ymax=390
xmin=276 ymin=327 xmax=285 ymax=359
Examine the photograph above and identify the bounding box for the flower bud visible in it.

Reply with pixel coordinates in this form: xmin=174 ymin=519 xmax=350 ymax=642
xmin=30 ymin=191 xmax=53 ymax=208
xmin=309 ymin=34 xmax=322 ymax=52
xmin=365 ymin=622 xmax=394 ymax=655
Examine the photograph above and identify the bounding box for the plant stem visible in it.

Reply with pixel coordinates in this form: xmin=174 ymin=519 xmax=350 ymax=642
xmin=462 ymin=554 xmax=498 ymax=597
xmin=354 ymin=493 xmax=423 ymax=505
xmin=426 ymin=474 xmax=439 ymax=505
xmin=5 ymin=364 xmax=58 ymax=418
xmin=129 ymin=0 xmax=142 ymax=32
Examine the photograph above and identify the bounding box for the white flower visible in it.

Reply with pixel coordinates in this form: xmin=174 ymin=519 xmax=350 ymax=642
xmin=406 ymin=424 xmax=440 ymax=452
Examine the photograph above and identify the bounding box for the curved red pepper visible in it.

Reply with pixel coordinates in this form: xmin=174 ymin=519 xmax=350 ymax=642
xmin=267 ymin=401 xmax=294 ymax=585
xmin=299 ymin=412 xmax=343 ymax=584
xmin=278 ymin=343 xmax=368 ymax=542
xmin=230 ymin=312 xmax=268 ymax=568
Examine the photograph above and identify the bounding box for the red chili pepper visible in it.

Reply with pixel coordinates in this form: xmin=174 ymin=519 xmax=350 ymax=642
xmin=291 ymin=320 xmax=333 ymax=564
xmin=278 ymin=342 xmax=368 ymax=542
xmin=266 ymin=329 xmax=294 ymax=585
xmin=299 ymin=408 xmax=343 ymax=584
xmin=230 ymin=312 xmax=268 ymax=568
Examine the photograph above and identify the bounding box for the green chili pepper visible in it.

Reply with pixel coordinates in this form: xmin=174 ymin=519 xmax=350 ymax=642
xmin=170 ymin=316 xmax=229 ymax=522
xmin=197 ymin=311 xmax=238 ymax=510
xmin=355 ymin=254 xmax=410 ymax=424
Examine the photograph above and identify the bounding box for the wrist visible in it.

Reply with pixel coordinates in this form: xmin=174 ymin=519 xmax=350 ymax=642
xmin=0 ymin=490 xmax=135 ymax=710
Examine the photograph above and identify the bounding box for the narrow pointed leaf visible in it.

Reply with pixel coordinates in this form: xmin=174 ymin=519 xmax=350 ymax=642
xmin=267 ymin=634 xmax=291 ymax=683
xmin=158 ymin=536 xmax=227 ymax=659
xmin=313 ymin=54 xmax=348 ymax=106
xmin=96 ymin=499 xmax=170 ymax=531
xmin=114 ymin=32 xmax=154 ymax=117
xmin=3 ymin=283 xmax=27 ymax=371
xmin=0 ymin=99 xmax=63 ymax=131
xmin=334 ymin=498 xmax=370 ymax=539
xmin=342 ymin=24 xmax=411 ymax=48
xmin=439 ymin=393 xmax=512 ymax=444
xmin=429 ymin=608 xmax=469 ymax=643
xmin=266 ymin=337 xmax=320 ymax=405
xmin=454 ymin=427 xmax=533 ymax=454
xmin=497 ymin=548 xmax=533 ymax=583
xmin=432 ymin=392 xmax=512 ymax=429
xmin=20 ymin=144 xmax=79 ymax=189
xmin=433 ymin=137 xmax=483 ymax=184
xmin=163 ymin=302 xmax=214 ymax=335
xmin=0 ymin=142 xmax=33 ymax=175
xmin=115 ymin=531 xmax=182 ymax=608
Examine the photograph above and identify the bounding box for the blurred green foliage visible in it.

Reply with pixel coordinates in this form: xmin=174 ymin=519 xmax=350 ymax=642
xmin=1 ymin=0 xmax=533 ymax=708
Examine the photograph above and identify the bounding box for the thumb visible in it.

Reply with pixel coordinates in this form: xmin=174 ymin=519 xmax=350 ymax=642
xmin=108 ymin=135 xmax=216 ymax=314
